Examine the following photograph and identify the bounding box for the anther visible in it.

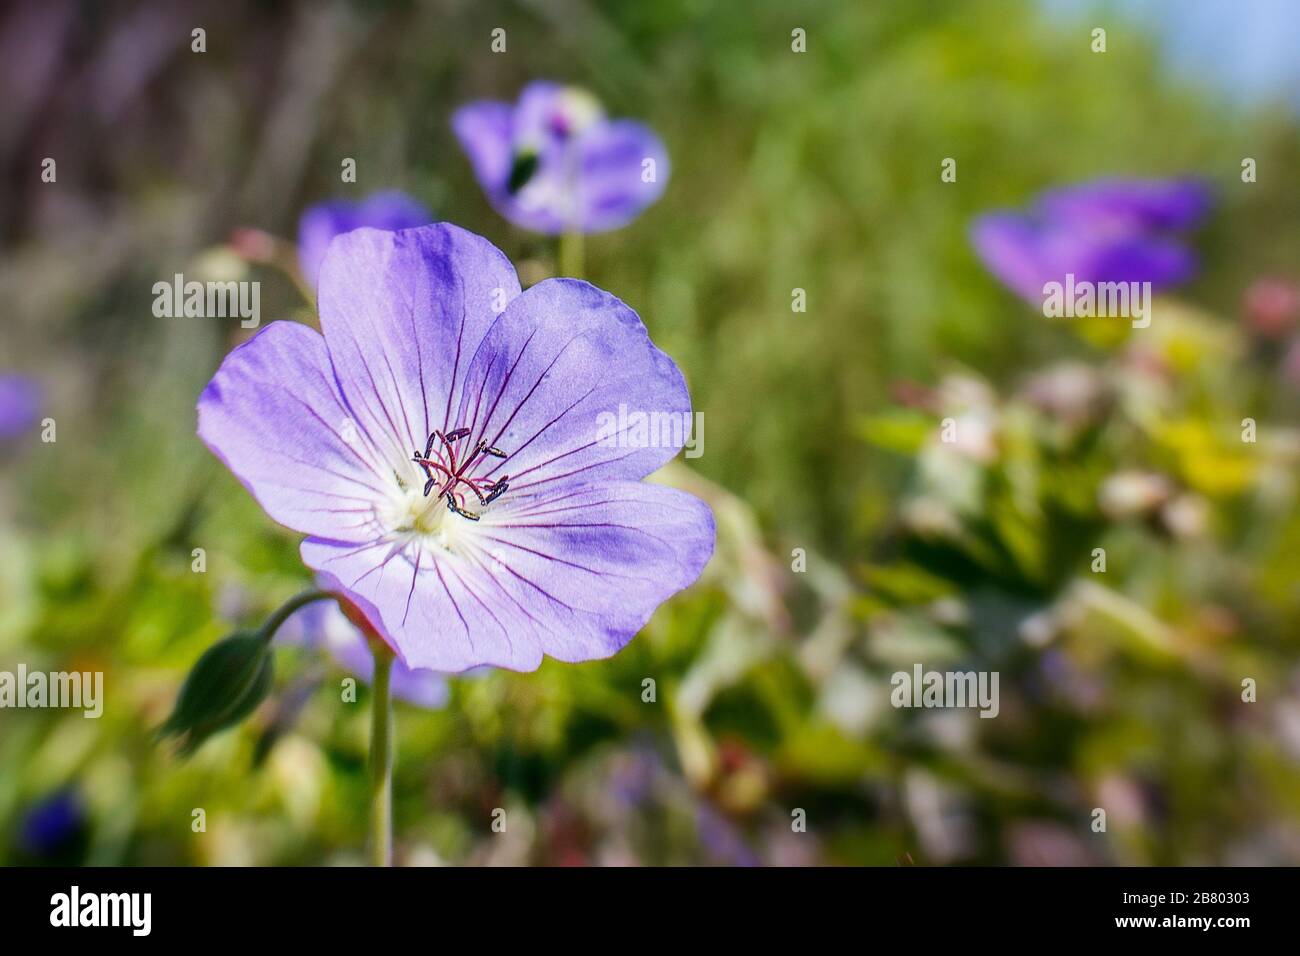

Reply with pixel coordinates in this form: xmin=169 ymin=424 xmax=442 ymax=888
xmin=444 ymin=492 xmax=481 ymax=521
xmin=417 ymin=429 xmax=511 ymax=520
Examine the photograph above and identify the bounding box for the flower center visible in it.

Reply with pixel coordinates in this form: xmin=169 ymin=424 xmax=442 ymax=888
xmin=410 ymin=428 xmax=510 ymax=523
xmin=547 ymin=87 xmax=602 ymax=140
xmin=508 ymin=88 xmax=603 ymax=197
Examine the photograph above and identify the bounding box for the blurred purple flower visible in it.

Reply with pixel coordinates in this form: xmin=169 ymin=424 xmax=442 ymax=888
xmin=0 ymin=374 xmax=40 ymax=441
xmin=297 ymin=191 xmax=433 ymax=290
xmin=696 ymin=804 xmax=760 ymax=867
xmin=280 ymin=595 xmax=448 ymax=709
xmin=198 ymin=223 xmax=713 ymax=672
xmin=18 ymin=790 xmax=85 ymax=857
xmin=453 ymin=82 xmax=669 ymax=235
xmin=971 ymin=178 xmax=1212 ymax=301
xmin=607 ymin=746 xmax=663 ymax=808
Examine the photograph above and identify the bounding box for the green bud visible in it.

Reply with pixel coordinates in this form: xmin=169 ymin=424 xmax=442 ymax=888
xmin=159 ymin=632 xmax=274 ymax=756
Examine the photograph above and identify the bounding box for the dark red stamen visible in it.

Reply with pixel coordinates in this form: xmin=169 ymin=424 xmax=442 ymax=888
xmin=412 ymin=429 xmax=511 ymax=521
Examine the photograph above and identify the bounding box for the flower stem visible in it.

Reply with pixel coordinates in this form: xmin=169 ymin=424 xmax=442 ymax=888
xmin=559 ymin=229 xmax=584 ymax=279
xmin=256 ymin=588 xmax=340 ymax=643
xmin=368 ymin=640 xmax=395 ymax=867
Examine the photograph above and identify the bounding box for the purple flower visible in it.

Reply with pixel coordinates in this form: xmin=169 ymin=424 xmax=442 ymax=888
xmin=971 ymin=178 xmax=1212 ymax=301
xmin=280 ymin=595 xmax=448 ymax=709
xmin=297 ymin=191 xmax=433 ymax=290
xmin=453 ymin=82 xmax=669 ymax=234
xmin=198 ymin=223 xmax=714 ymax=672
xmin=18 ymin=790 xmax=85 ymax=857
xmin=696 ymin=803 xmax=760 ymax=867
xmin=0 ymin=374 xmax=40 ymax=441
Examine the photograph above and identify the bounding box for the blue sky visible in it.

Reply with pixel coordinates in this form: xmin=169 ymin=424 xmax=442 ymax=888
xmin=1042 ymin=0 xmax=1300 ymax=111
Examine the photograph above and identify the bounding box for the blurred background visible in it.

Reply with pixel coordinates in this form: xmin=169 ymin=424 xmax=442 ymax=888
xmin=3 ymin=0 xmax=1300 ymax=865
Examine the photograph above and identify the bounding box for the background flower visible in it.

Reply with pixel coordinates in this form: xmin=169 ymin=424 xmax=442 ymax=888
xmin=970 ymin=178 xmax=1212 ymax=301
xmin=297 ymin=191 xmax=433 ymax=289
xmin=16 ymin=790 xmax=86 ymax=862
xmin=0 ymin=374 xmax=39 ymax=441
xmin=280 ymin=595 xmax=448 ymax=709
xmin=453 ymin=81 xmax=669 ymax=234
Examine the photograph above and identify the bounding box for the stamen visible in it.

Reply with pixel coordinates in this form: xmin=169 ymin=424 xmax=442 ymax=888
xmin=445 ymin=491 xmax=480 ymax=521
xmin=417 ymin=430 xmax=511 ymax=521
xmin=412 ymin=455 xmax=454 ymax=483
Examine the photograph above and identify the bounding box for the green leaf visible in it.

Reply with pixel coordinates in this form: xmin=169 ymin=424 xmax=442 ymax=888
xmin=856 ymin=409 xmax=934 ymax=455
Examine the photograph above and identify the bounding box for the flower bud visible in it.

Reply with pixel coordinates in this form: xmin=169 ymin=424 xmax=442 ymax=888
xmin=159 ymin=632 xmax=274 ymax=755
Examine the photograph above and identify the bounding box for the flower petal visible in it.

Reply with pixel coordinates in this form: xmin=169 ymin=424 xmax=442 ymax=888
xmin=315 ymin=223 xmax=523 ymax=476
xmin=301 ymin=480 xmax=714 ymax=671
xmin=1086 ymin=234 xmax=1200 ymax=290
xmin=511 ymin=80 xmax=570 ymax=145
xmin=302 ymin=536 xmax=542 ymax=672
xmin=454 ymin=90 xmax=575 ymax=235
xmin=197 ymin=321 xmax=391 ymax=541
xmin=279 ymin=600 xmax=448 ymax=708
xmin=576 ymin=120 xmax=669 ymax=232
xmin=1037 ymin=178 xmax=1211 ymax=231
xmin=297 ymin=191 xmax=433 ymax=290
xmin=451 ymin=100 xmax=515 ymax=205
xmin=453 ymin=277 xmax=693 ymax=495
xmin=971 ymin=211 xmax=1201 ymax=299
xmin=0 ymin=374 xmax=40 ymax=440
xmin=333 ymin=632 xmax=450 ymax=710
xmin=970 ymin=213 xmax=1050 ymax=301
xmin=465 ymin=480 xmax=715 ymax=662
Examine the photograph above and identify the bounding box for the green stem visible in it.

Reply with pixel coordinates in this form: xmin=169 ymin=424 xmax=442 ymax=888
xmin=559 ymin=229 xmax=584 ymax=279
xmin=368 ymin=641 xmax=395 ymax=866
xmin=256 ymin=589 xmax=340 ymax=643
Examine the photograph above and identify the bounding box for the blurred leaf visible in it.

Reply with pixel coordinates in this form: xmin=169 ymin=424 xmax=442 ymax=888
xmin=857 ymin=409 xmax=934 ymax=455
xmin=1153 ymin=419 xmax=1257 ymax=496
xmin=861 ymin=562 xmax=955 ymax=605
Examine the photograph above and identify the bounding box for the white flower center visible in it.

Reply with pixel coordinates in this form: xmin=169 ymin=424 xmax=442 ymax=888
xmin=381 ymin=484 xmax=471 ymax=554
